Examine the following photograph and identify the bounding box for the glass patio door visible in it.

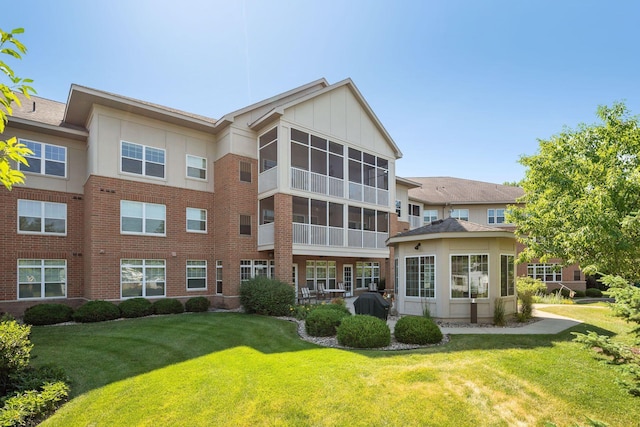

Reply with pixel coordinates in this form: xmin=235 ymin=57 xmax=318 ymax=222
xmin=343 ymin=264 xmax=353 ymax=297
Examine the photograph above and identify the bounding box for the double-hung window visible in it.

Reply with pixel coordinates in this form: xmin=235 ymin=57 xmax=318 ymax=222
xmin=488 ymin=209 xmax=505 ymax=224
xmin=186 ymin=260 xmax=207 ymax=290
xmin=18 ymin=259 xmax=66 ymax=299
xmin=186 ymin=155 xmax=207 ymax=180
xmin=121 ymin=259 xmax=166 ymax=298
xmin=17 ymin=200 xmax=67 ymax=235
xmin=121 ymin=201 xmax=166 ymax=235
xmin=423 ymin=209 xmax=438 ymax=224
xmin=186 ymin=208 xmax=207 ymax=233
xmin=450 ymin=209 xmax=469 ymax=221
xmin=19 ymin=139 xmax=67 ymax=177
xmin=121 ymin=141 xmax=165 ymax=178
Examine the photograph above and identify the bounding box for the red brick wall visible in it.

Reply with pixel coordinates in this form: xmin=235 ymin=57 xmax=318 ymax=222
xmin=83 ymin=175 xmax=216 ymax=301
xmin=0 ymin=187 xmax=84 ymax=314
xmin=273 ymin=193 xmax=292 ymax=283
xmin=213 ymin=154 xmax=266 ymax=308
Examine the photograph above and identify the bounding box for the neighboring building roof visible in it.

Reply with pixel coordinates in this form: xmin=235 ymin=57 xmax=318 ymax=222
xmin=407 ymin=176 xmax=523 ymax=205
xmin=387 ymin=217 xmax=514 ymax=244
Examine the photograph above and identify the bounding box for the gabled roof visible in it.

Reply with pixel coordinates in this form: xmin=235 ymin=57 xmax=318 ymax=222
xmin=213 ymin=78 xmax=329 ymax=131
xmin=64 ymin=85 xmax=217 ymax=133
xmin=407 ymin=177 xmax=523 ymax=205
xmin=396 ymin=176 xmax=422 ymax=189
xmin=248 ymin=78 xmax=403 ymax=159
xmin=387 ymin=217 xmax=514 ymax=245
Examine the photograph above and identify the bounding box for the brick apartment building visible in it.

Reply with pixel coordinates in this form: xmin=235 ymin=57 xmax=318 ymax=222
xmin=0 ymin=78 xmax=405 ymax=315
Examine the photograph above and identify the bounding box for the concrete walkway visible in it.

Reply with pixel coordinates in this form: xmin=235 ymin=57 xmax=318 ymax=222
xmin=344 ymin=298 xmax=582 ymax=335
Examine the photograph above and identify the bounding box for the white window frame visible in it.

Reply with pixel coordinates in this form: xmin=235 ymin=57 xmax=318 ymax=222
xmin=423 ymin=209 xmax=438 ymax=224
xmin=450 ymin=209 xmax=469 ymax=221
xmin=527 ymin=263 xmax=562 ymax=282
xmin=17 ymin=200 xmax=67 ymax=235
xmin=186 ymin=207 xmax=207 ymax=233
xmin=488 ymin=208 xmax=506 ymax=224
xmin=501 ymin=254 xmax=515 ymax=296
xmin=240 ymin=260 xmax=275 ymax=282
xmin=186 ymin=260 xmax=207 ymax=290
xmin=186 ymin=155 xmax=207 ymax=180
xmin=450 ymin=254 xmax=489 ymax=299
xmin=216 ymin=260 xmax=223 ymax=294
xmin=120 ymin=200 xmax=166 ymax=236
xmin=120 ymin=259 xmax=166 ymax=298
xmin=17 ymin=259 xmax=67 ymax=300
xmin=120 ymin=141 xmax=166 ymax=179
xmin=404 ymin=255 xmax=436 ymax=298
xmin=18 ymin=139 xmax=67 ymax=178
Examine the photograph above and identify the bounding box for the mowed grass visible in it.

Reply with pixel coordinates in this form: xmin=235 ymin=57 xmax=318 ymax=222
xmin=29 ymin=308 xmax=640 ymax=427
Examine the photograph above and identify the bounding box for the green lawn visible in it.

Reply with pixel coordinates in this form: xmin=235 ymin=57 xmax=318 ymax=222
xmin=30 ymin=307 xmax=639 ymax=427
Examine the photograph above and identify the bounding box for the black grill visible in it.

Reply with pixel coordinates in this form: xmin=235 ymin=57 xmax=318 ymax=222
xmin=353 ymin=292 xmax=390 ymax=320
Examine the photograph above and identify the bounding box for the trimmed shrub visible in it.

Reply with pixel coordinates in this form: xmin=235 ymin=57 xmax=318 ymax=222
xmin=394 ymin=316 xmax=443 ymax=345
xmin=0 ymin=381 xmax=69 ymax=427
xmin=23 ymin=304 xmax=73 ymax=326
xmin=152 ymin=298 xmax=184 ymax=315
xmin=312 ymin=303 xmax=352 ymax=318
xmin=118 ymin=298 xmax=153 ymax=318
xmin=240 ymin=277 xmax=295 ymax=316
xmin=305 ymin=308 xmax=349 ymax=337
xmin=0 ymin=321 xmax=33 ymax=395
xmin=185 ymin=297 xmax=211 ymax=312
xmin=585 ymin=288 xmax=603 ymax=298
xmin=337 ymin=315 xmax=391 ymax=348
xmin=516 ymin=277 xmax=546 ymax=319
xmin=573 ymin=290 xmax=586 ymax=298
xmin=72 ymin=300 xmax=121 ymax=323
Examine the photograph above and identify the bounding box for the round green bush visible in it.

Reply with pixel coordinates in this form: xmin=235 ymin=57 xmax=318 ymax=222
xmin=185 ymin=296 xmax=211 ymax=312
xmin=72 ymin=300 xmax=121 ymax=323
xmin=585 ymin=288 xmax=603 ymax=298
xmin=305 ymin=308 xmax=349 ymax=337
xmin=573 ymin=290 xmax=586 ymax=298
xmin=23 ymin=303 xmax=74 ymax=326
xmin=394 ymin=316 xmax=443 ymax=345
xmin=240 ymin=277 xmax=295 ymax=316
xmin=118 ymin=298 xmax=153 ymax=318
xmin=152 ymin=298 xmax=184 ymax=315
xmin=337 ymin=315 xmax=391 ymax=348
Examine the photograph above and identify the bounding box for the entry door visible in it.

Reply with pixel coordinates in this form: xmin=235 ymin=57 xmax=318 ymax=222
xmin=292 ymin=263 xmax=298 ymax=295
xmin=343 ymin=265 xmax=353 ymax=297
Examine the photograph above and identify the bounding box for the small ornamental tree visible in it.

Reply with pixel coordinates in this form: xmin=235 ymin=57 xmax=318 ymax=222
xmin=0 ymin=27 xmax=36 ymax=190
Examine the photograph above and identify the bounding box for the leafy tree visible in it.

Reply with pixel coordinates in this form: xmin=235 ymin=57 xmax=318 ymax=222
xmin=509 ymin=102 xmax=640 ymax=395
xmin=509 ymin=102 xmax=640 ymax=281
xmin=0 ymin=27 xmax=36 ymax=190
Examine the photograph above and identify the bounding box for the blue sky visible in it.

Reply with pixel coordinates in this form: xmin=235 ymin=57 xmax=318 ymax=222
xmin=2 ymin=0 xmax=639 ymax=183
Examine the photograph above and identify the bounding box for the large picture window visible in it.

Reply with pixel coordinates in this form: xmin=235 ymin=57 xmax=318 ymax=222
xmin=17 ymin=259 xmax=66 ymax=299
xmin=121 ymin=201 xmax=166 ymax=235
xmin=306 ymin=260 xmax=337 ymax=291
xmin=121 ymin=141 xmax=165 ymax=178
xmin=355 ymin=261 xmax=379 ymax=289
xmin=121 ymin=259 xmax=165 ymax=298
xmin=501 ymin=255 xmax=515 ymax=296
xmin=405 ymin=255 xmax=435 ymax=298
xmin=17 ymin=200 xmax=66 ymax=235
xmin=19 ymin=139 xmax=67 ymax=178
xmin=186 ymin=260 xmax=207 ymax=290
xmin=451 ymin=254 xmax=488 ymax=298
xmin=240 ymin=260 xmax=275 ymax=282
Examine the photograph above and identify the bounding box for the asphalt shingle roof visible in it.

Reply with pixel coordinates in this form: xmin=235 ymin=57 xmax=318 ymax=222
xmin=407 ymin=176 xmax=523 ymax=204
xmin=394 ymin=217 xmax=503 ymax=238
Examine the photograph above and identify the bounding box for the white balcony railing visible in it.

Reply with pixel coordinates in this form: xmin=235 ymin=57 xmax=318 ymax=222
xmin=258 ymin=222 xmax=275 ymax=246
xmin=409 ymin=215 xmax=422 ymax=230
xmin=292 ymin=223 xmax=386 ymax=249
xmin=258 ymin=166 xmax=278 ymax=194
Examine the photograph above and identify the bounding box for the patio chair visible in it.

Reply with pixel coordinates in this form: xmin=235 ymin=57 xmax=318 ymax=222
xmin=338 ymin=282 xmax=345 ymax=292
xmin=317 ymin=283 xmax=327 ymax=300
xmin=299 ymin=286 xmax=312 ymax=304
